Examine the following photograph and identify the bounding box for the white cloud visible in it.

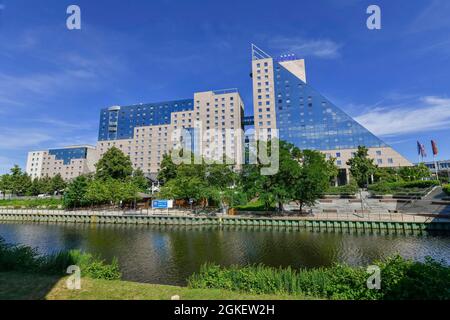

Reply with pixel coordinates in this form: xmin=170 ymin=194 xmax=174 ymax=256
xmin=0 ymin=130 xmax=52 ymax=149
xmin=408 ymin=0 xmax=450 ymax=33
xmin=355 ymin=96 xmax=450 ymax=136
xmin=269 ymin=37 xmax=342 ymax=59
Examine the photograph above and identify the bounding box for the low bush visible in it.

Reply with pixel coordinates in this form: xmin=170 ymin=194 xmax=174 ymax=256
xmin=0 ymin=237 xmax=121 ymax=280
xmin=443 ymin=184 xmax=450 ymax=196
xmin=235 ymin=200 xmax=276 ymax=212
xmin=368 ymin=180 xmax=439 ymax=195
xmin=325 ymin=182 xmax=358 ymax=196
xmin=188 ymin=256 xmax=450 ymax=300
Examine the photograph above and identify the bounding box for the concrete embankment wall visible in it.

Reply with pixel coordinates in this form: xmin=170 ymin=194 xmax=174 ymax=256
xmin=0 ymin=210 xmax=449 ymax=234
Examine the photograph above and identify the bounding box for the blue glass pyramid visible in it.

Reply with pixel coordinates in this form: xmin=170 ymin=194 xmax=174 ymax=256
xmin=274 ymin=61 xmax=386 ymax=151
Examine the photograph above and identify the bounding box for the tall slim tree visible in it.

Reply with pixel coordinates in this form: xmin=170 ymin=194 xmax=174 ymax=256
xmin=8 ymin=165 xmax=31 ymax=196
xmin=346 ymin=146 xmax=377 ymax=188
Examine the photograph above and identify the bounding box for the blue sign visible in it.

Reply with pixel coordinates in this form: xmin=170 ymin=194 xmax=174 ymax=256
xmin=152 ymin=200 xmax=173 ymax=209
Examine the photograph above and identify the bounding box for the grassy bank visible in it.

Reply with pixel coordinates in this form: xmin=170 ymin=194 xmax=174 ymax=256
xmin=0 ymin=272 xmax=310 ymax=300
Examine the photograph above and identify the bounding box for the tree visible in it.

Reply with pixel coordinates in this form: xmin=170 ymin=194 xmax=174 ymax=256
xmin=63 ymin=175 xmax=91 ymax=208
xmin=95 ymin=147 xmax=133 ymax=181
xmin=159 ymin=163 xmax=209 ymax=204
xmin=294 ymin=150 xmax=335 ymax=213
xmin=7 ymin=165 xmax=31 ymax=196
xmin=241 ymin=140 xmax=303 ymax=211
xmin=346 ymin=146 xmax=377 ymax=188
xmin=205 ymin=163 xmax=239 ymax=212
xmin=157 ymin=154 xmax=178 ymax=185
xmin=398 ymin=164 xmax=430 ymax=181
xmin=131 ymin=168 xmax=149 ymax=192
xmin=374 ymin=167 xmax=401 ymax=183
xmin=50 ymin=174 xmax=67 ymax=195
xmin=0 ymin=174 xmax=11 ymax=199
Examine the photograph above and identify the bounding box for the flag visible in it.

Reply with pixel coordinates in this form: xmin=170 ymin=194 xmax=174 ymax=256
xmin=431 ymin=140 xmax=438 ymax=156
xmin=421 ymin=144 xmax=427 ymax=157
xmin=417 ymin=141 xmax=427 ymax=158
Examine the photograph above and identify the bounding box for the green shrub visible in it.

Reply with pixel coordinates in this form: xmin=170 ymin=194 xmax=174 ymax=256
xmin=0 ymin=237 xmax=121 ymax=280
xmin=443 ymin=184 xmax=450 ymax=196
xmin=368 ymin=180 xmax=439 ymax=195
xmin=188 ymin=256 xmax=450 ymax=300
xmin=325 ymin=182 xmax=358 ymax=195
xmin=0 ymin=238 xmax=41 ymax=273
xmin=235 ymin=200 xmax=276 ymax=212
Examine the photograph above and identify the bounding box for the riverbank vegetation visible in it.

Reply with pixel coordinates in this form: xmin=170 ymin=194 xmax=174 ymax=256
xmin=188 ymin=256 xmax=450 ymax=300
xmin=0 ymin=237 xmax=121 ymax=280
xmin=1 ymin=237 xmax=448 ymax=300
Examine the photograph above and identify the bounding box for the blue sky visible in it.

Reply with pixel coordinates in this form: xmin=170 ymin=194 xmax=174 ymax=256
xmin=0 ymin=0 xmax=449 ymax=173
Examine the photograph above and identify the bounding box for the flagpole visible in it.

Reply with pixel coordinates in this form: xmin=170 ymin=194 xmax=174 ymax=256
xmin=431 ymin=140 xmax=439 ymax=182
xmin=433 ymin=155 xmax=439 ymax=181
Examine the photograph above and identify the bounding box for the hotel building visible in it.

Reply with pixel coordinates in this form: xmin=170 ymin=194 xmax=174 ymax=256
xmin=26 ymin=146 xmax=97 ymax=180
xmin=96 ymin=89 xmax=245 ymax=175
xmin=26 ymin=45 xmax=411 ymax=183
xmin=249 ymin=45 xmax=411 ymax=183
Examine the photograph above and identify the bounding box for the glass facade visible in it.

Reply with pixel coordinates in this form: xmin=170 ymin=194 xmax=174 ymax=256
xmin=48 ymin=147 xmax=88 ymax=165
xmin=274 ymin=62 xmax=386 ymax=151
xmin=98 ymin=99 xmax=194 ymax=141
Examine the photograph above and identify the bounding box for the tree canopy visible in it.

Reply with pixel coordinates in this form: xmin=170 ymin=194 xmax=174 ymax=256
xmin=95 ymin=147 xmax=133 ymax=181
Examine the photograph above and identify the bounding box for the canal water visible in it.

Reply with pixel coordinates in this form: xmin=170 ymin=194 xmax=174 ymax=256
xmin=0 ymin=222 xmax=449 ymax=285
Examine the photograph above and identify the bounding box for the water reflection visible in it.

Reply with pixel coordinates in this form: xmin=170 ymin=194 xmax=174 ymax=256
xmin=0 ymin=222 xmax=449 ymax=286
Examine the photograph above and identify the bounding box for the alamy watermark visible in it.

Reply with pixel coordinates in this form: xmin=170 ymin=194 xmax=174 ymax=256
xmin=366 ymin=265 xmax=381 ymax=290
xmin=66 ymin=265 xmax=81 ymax=290
xmin=170 ymin=125 xmax=280 ymax=176
xmin=367 ymin=5 xmax=381 ymax=30
xmin=66 ymin=5 xmax=81 ymax=30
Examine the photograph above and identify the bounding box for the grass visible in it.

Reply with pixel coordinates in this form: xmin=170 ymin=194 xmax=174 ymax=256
xmin=0 ymin=198 xmax=63 ymax=209
xmin=0 ymin=272 xmax=311 ymax=300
